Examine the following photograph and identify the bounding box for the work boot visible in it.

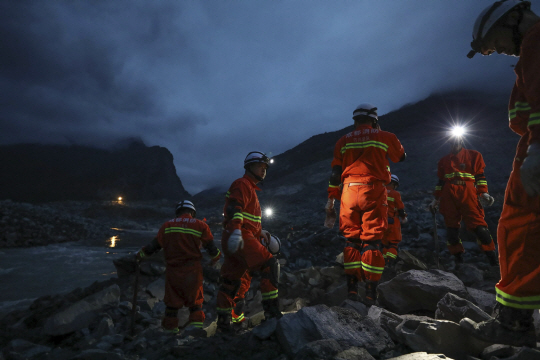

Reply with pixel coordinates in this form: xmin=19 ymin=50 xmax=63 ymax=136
xmin=182 ymin=325 xmax=207 ymax=338
xmin=460 ymin=303 xmax=536 ymax=347
xmin=216 ymin=312 xmax=234 ymax=333
xmin=363 ymin=281 xmax=378 ymax=306
xmin=346 ymin=274 xmax=359 ymax=300
xmin=485 ymin=251 xmax=499 ymax=266
xmin=262 ymin=298 xmax=283 ymax=320
xmin=453 ymin=253 xmax=464 ymax=264
xmin=161 ymin=307 xmax=180 ymax=333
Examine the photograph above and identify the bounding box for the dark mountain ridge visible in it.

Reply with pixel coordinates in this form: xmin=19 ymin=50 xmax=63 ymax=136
xmin=0 ymin=140 xmax=189 ymax=202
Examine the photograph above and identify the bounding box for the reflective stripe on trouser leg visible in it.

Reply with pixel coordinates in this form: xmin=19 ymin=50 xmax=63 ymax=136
xmin=360 ymin=240 xmax=385 ymax=282
xmin=496 ymin=199 xmax=540 ymax=309
xmin=343 ymin=243 xmax=363 ymax=281
xmin=188 ymin=304 xmax=205 ymax=328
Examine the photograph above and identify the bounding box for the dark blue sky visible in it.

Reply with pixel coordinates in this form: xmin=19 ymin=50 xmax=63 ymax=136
xmin=0 ymin=1 xmax=523 ymax=194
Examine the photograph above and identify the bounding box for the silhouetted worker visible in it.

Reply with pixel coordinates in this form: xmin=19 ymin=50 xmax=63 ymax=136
xmin=137 ymin=200 xmax=220 ymax=333
xmin=460 ymin=0 xmax=540 ymax=347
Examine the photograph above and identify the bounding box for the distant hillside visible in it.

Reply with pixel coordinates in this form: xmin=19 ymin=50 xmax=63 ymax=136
xmin=0 ymin=140 xmax=190 ymax=202
xmin=259 ymin=89 xmax=515 ymax=204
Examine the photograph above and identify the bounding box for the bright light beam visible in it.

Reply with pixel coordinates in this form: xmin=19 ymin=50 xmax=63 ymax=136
xmin=451 ymin=125 xmax=466 ymax=138
xmin=265 ymin=208 xmax=273 ymax=217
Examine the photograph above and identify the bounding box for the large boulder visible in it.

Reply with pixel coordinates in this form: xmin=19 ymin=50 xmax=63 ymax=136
xmin=377 ymin=270 xmax=470 ymax=314
xmin=276 ymin=304 xmax=393 ymax=358
xmin=393 ymin=317 xmax=491 ymax=359
xmin=435 ymin=293 xmax=491 ymax=324
xmin=43 ymin=284 xmax=121 ymax=336
xmin=466 ymin=287 xmax=497 ymax=314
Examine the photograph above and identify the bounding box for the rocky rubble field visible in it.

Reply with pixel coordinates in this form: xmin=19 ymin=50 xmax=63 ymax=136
xmin=1 ymin=193 xmax=539 ymax=360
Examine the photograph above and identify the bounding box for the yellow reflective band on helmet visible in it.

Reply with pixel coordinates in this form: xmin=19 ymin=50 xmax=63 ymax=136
xmin=509 ymin=101 xmax=531 ymax=119
xmin=232 ymin=313 xmax=245 ymax=322
xmin=343 ymin=261 xmax=362 ymax=269
xmin=361 ymin=262 xmax=384 ymax=274
xmin=387 ymin=197 xmax=395 ymax=202
xmin=476 ymin=180 xmax=488 ymax=185
xmin=242 ymin=212 xmax=261 ymax=223
xmin=444 ymin=172 xmax=475 ymax=180
xmin=341 ymin=141 xmax=389 ymax=154
xmin=188 ymin=322 xmax=204 ymax=328
xmin=164 ymin=227 xmax=203 ymax=237
xmin=528 ymin=112 xmax=540 ymax=126
xmin=385 ymin=252 xmax=397 ymax=259
xmin=495 ymin=287 xmax=540 ymax=309
xmin=262 ymin=289 xmax=278 ymax=300
xmin=435 ymin=186 xmax=442 ymax=191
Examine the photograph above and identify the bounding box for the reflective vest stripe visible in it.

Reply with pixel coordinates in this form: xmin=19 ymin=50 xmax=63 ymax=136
xmin=509 ymin=101 xmax=531 ymax=119
xmin=242 ymin=212 xmax=261 ymax=222
xmin=361 ymin=262 xmax=384 ymax=274
xmin=495 ymin=287 xmax=540 ymax=309
xmin=262 ymin=289 xmax=278 ymax=300
xmin=225 ymin=191 xmax=231 ymax=198
xmin=164 ymin=227 xmax=203 ymax=237
xmin=528 ymin=112 xmax=540 ymax=126
xmin=387 ymin=197 xmax=395 ymax=202
xmin=340 ymin=141 xmax=389 ymax=153
xmin=344 ymin=261 xmax=362 ymax=269
xmin=444 ymin=172 xmax=475 ymax=180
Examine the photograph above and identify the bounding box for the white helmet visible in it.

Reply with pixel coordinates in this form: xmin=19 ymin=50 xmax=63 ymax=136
xmin=467 ymin=0 xmax=531 ymax=58
xmin=352 ymin=103 xmax=378 ymax=120
xmin=261 ymin=235 xmax=281 ymax=255
xmin=391 ymin=174 xmax=400 ymax=185
xmin=176 ymin=200 xmax=196 ymax=215
xmin=244 ymin=151 xmax=270 ymax=169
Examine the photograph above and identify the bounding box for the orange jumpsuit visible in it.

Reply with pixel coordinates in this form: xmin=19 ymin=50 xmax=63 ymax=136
xmin=433 ymin=148 xmax=495 ymax=255
xmin=231 ymin=271 xmax=251 ymax=324
xmin=329 ymin=124 xmax=405 ymax=282
xmin=495 ymin=22 xmax=540 ymax=310
xmin=156 ymin=214 xmax=217 ymax=328
xmin=217 ymin=175 xmax=277 ymax=316
xmin=382 ymin=187 xmax=405 ymax=261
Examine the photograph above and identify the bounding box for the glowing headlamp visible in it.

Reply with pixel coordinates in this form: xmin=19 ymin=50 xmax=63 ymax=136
xmin=451 ymin=125 xmax=466 ymax=138
xmin=265 ymin=208 xmax=273 ymax=217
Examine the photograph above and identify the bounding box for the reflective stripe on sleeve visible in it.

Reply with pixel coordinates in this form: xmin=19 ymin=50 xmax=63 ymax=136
xmin=528 ymin=112 xmax=540 ymax=126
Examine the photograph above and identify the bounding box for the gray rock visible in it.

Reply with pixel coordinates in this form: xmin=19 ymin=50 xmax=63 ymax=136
xmin=6 ymin=339 xmax=52 ymax=358
xmin=93 ymin=315 xmax=114 ymax=339
xmin=435 ymin=293 xmax=491 ymax=324
xmin=398 ymin=250 xmax=428 ymax=270
xmin=456 ymin=264 xmax=483 ymax=286
xmin=377 ymin=270 xmax=470 ymax=314
xmin=146 ymin=278 xmax=165 ymax=300
xmin=276 ymin=304 xmax=393 ymax=358
xmin=43 ymin=284 xmax=121 ymax=336
xmin=503 ymin=347 xmax=540 ymax=359
xmin=394 ymin=318 xmax=491 ymax=359
xmin=71 ymin=349 xmax=124 ymax=360
xmin=334 ymin=347 xmax=375 ymax=360
xmin=340 ymin=299 xmax=368 ymax=317
xmin=466 ymin=287 xmax=497 ymax=314
xmin=481 ymin=344 xmax=516 ymax=360
xmin=252 ymin=317 xmax=278 ymax=340
xmin=294 ymin=339 xmax=343 ymax=360
xmin=387 ymin=353 xmax=452 ymax=360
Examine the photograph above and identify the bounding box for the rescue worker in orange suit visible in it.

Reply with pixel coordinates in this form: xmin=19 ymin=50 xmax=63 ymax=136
xmin=382 ymin=174 xmax=408 ymax=268
xmin=216 ymin=151 xmax=281 ymax=333
xmin=325 ymin=104 xmax=406 ymax=305
xmin=428 ymin=132 xmax=498 ymax=266
xmin=459 ymin=0 xmax=540 ymax=348
xmin=136 ymin=200 xmax=221 ymax=333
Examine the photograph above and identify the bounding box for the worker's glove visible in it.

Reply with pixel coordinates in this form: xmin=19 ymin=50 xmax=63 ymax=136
xmin=324 ymin=198 xmax=337 ymax=228
xmin=260 ymin=230 xmax=271 ymax=246
xmin=478 ymin=193 xmax=495 ymax=207
xmin=520 ymin=143 xmax=540 ymax=197
xmin=135 ymin=248 xmax=147 ymax=262
xmin=429 ymin=198 xmax=440 ymax=213
xmin=400 ymin=216 xmax=408 ymax=224
xmin=227 ymin=229 xmax=244 ymax=254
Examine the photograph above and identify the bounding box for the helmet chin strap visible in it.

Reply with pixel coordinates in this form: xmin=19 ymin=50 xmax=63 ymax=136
xmin=248 ymin=166 xmax=264 ymax=183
